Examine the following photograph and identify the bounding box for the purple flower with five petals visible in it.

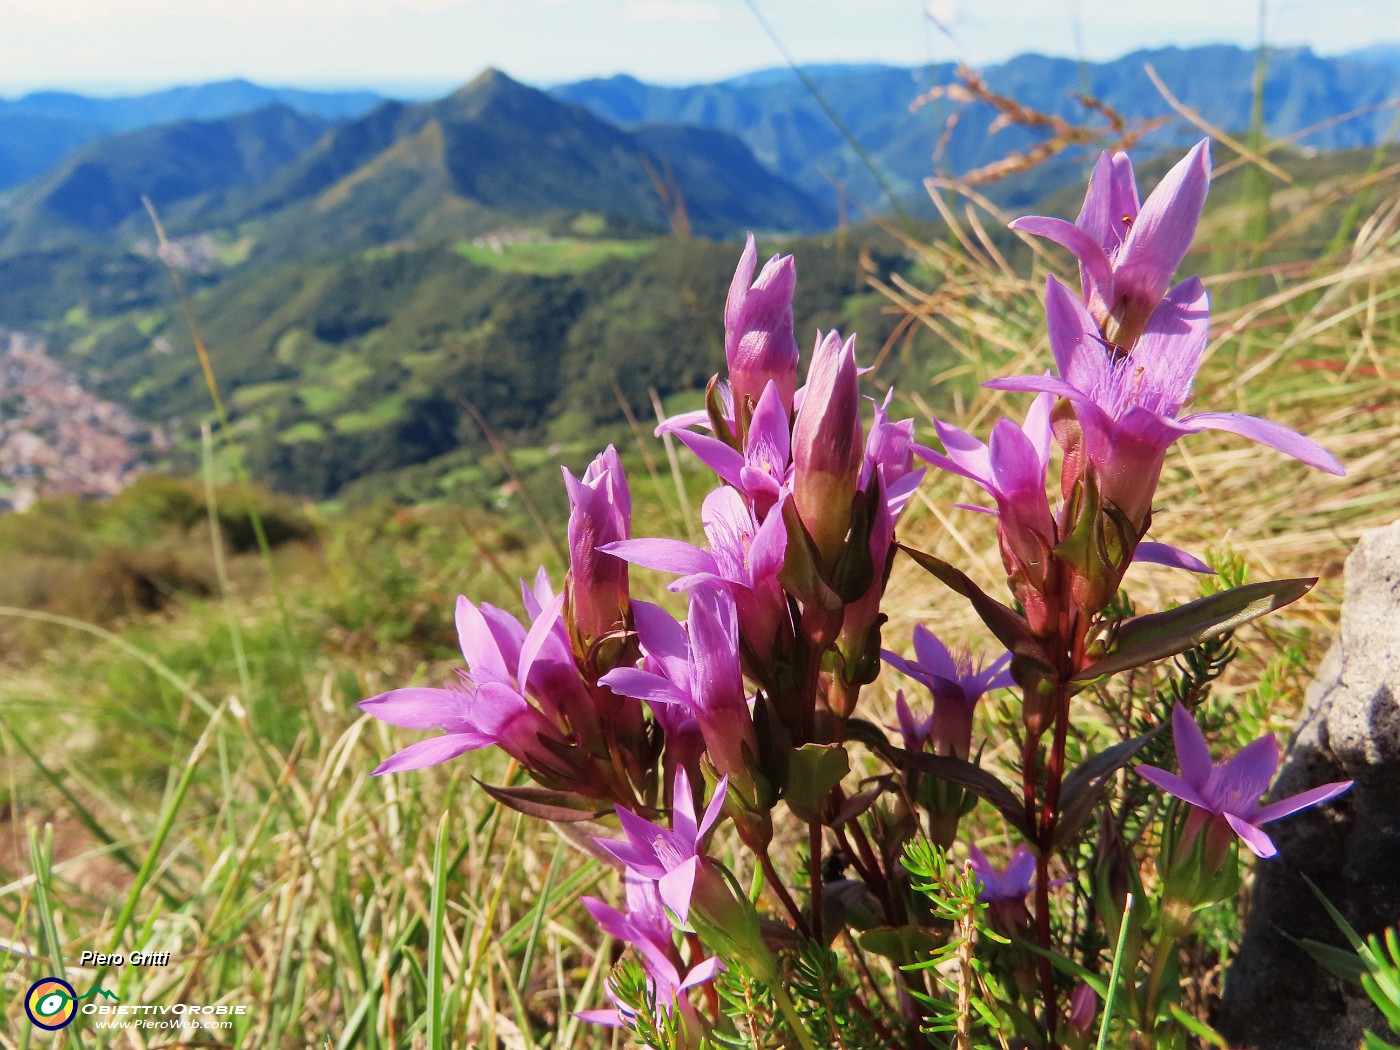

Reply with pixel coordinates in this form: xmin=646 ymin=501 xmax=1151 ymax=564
xmin=914 ymin=393 xmax=1059 ymax=630
xmin=603 ymin=485 xmax=789 ymax=667
xmin=595 ymin=768 xmax=730 ymax=926
xmin=988 ymin=276 xmax=1344 ymax=530
xmin=361 ymin=588 xmax=589 ymax=781
xmin=577 ymin=875 xmax=723 ymax=1040
xmin=600 ymin=586 xmax=759 ymax=788
xmin=671 ymin=379 xmax=792 ymax=521
xmin=882 ymin=627 xmax=1012 ymax=759
xmin=1011 ymin=140 xmax=1211 ymax=347
xmin=968 ymin=843 xmax=1037 ymax=904
xmin=1136 ymin=703 xmax=1353 ymax=862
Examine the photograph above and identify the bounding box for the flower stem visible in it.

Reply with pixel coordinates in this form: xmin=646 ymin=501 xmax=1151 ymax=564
xmin=772 ymin=981 xmax=821 ymax=1050
xmin=1142 ymin=929 xmax=1180 ymax=1029
xmin=760 ymin=848 xmax=813 ymax=939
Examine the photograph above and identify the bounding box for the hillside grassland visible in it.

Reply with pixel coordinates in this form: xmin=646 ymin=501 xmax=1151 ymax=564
xmin=0 ymin=144 xmax=1398 ymax=1048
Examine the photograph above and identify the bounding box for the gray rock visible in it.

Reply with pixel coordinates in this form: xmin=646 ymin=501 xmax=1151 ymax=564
xmin=1218 ymin=519 xmax=1400 ymax=1050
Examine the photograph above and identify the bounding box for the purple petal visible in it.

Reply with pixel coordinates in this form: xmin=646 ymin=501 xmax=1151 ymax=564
xmin=372 ymin=733 xmax=484 ymax=775
xmin=582 ymin=896 xmax=631 ymax=941
xmin=988 ymin=416 xmax=1048 ymax=497
xmin=910 ymin=625 xmax=958 ymax=681
xmin=360 ymin=687 xmax=465 ymax=731
xmin=726 ymin=233 xmax=757 ymax=332
xmin=1043 ymin=274 xmax=1111 ymax=389
xmin=655 ymin=408 xmax=711 ymax=436
xmin=1010 ymin=215 xmax=1115 ymax=309
xmin=680 ymin=956 xmax=725 ymax=990
xmin=931 ymin=418 xmax=993 ymax=482
xmin=697 ymin=775 xmax=729 ymax=839
xmin=1171 ymin=702 xmax=1214 ymax=791
xmin=1129 ymin=276 xmax=1211 ymax=418
xmin=658 ymin=857 xmax=700 ymax=924
xmin=1004 ymin=847 xmax=1037 ymax=896
xmin=517 ymin=590 xmax=566 ymax=697
xmin=1177 ymin=412 xmax=1344 ymax=475
xmin=598 ymin=667 xmax=691 ymax=709
xmin=1223 ymin=811 xmax=1278 ymax=858
xmin=983 ymin=373 xmax=1087 ymax=403
xmin=1253 ymin=780 xmax=1353 ymax=824
xmin=671 ymin=765 xmax=699 ymax=844
xmin=1023 ymin=392 xmax=1054 ymax=466
xmin=1134 ymin=542 xmax=1214 ymax=574
xmin=675 ymin=429 xmax=747 ymax=488
xmin=747 ymin=379 xmax=792 ymax=468
xmin=686 ymin=586 xmax=744 ymax=716
xmin=604 ymin=537 xmax=718 ymax=578
xmin=574 ymin=1008 xmax=624 ymax=1028
xmin=456 ymin=596 xmax=509 ymax=680
xmin=1115 ymin=140 xmax=1211 ymax=309
xmin=978 ymin=652 xmax=1015 ymax=693
xmin=629 ymin=600 xmax=693 ymax=683
xmin=1075 ymin=150 xmax=1139 ymax=252
xmin=747 ymin=497 xmax=788 ymax=584
xmin=1136 ymin=763 xmax=1212 ymax=811
xmin=1211 ymin=734 xmax=1281 ymax=810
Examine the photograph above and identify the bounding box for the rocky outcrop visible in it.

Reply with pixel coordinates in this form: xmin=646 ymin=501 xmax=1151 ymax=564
xmin=1218 ymin=520 xmax=1400 ymax=1050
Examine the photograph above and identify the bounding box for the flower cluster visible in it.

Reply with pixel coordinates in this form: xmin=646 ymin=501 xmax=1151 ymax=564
xmin=358 ymin=148 xmax=1351 ymax=1048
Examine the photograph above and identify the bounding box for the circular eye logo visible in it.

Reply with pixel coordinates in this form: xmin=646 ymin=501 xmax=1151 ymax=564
xmin=25 ymin=977 xmax=78 ymax=1031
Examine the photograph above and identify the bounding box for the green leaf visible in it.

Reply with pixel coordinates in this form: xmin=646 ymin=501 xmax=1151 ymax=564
xmin=1300 ymin=871 xmax=1367 ymax=953
xmin=1289 ymin=937 xmax=1369 ymax=981
xmin=898 ymin=544 xmax=1047 ymax=665
xmin=1073 ymin=578 xmax=1317 ymax=682
xmin=1168 ymin=1005 xmax=1229 ymax=1047
xmin=785 ymin=744 xmax=850 ymax=822
xmin=858 ymin=925 xmax=942 ymax=963
xmin=1053 ymin=728 xmax=1162 ymax=848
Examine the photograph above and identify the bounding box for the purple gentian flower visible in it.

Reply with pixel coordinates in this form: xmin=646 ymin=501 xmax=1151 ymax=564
xmin=882 ymin=627 xmax=1012 ymax=759
xmin=595 ymin=767 xmax=729 ymax=925
xmin=1136 ymin=703 xmax=1353 ymax=861
xmin=861 ymin=390 xmax=925 ymax=520
xmin=914 ymin=393 xmax=1058 ymax=630
xmin=1011 ymin=140 xmax=1212 ymax=347
xmin=577 ymin=875 xmax=723 ymax=1038
xmin=361 ymin=589 xmax=588 ymax=780
xmin=968 ymin=844 xmax=1036 ymax=904
xmin=563 ymin=445 xmax=631 ymax=643
xmin=988 ymin=277 xmax=1344 ymax=529
xmin=600 ymin=586 xmax=759 ymax=787
xmin=671 ymin=379 xmax=792 ymax=520
xmin=603 ymin=485 xmax=789 ymax=667
xmin=726 ymin=234 xmax=800 ymax=417
xmin=793 ymin=330 xmax=864 ymax=563
xmin=1068 ymin=983 xmax=1098 ymax=1035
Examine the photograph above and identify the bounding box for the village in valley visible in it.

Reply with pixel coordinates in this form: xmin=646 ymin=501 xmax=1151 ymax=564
xmin=0 ymin=330 xmax=166 ymax=511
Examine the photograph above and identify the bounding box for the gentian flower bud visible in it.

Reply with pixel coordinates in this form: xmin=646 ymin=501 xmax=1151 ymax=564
xmin=1068 ymin=983 xmax=1098 ymax=1035
xmin=726 ymin=234 xmax=800 ymax=420
xmin=563 ymin=445 xmax=631 ymax=647
xmin=793 ymin=330 xmax=863 ymax=564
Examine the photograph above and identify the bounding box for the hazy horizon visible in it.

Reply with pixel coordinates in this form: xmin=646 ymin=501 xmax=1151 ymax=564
xmin=3 ymin=38 xmax=1398 ymax=103
xmin=3 ymin=0 xmax=1397 ymax=98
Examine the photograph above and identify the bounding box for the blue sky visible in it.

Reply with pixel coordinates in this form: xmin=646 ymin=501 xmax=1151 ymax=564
xmin=2 ymin=0 xmax=1397 ymax=96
